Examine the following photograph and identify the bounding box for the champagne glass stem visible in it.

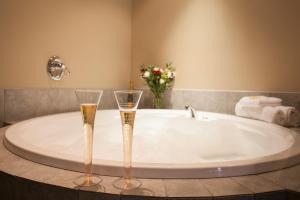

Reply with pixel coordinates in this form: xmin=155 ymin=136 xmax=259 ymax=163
xmin=121 ymin=111 xmax=135 ymax=181
xmin=123 ymin=126 xmax=132 ymax=180
xmin=84 ymin=123 xmax=93 ymax=175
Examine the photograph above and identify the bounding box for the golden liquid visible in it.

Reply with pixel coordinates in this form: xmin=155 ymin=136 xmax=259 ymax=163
xmin=120 ymin=111 xmax=136 ymax=179
xmin=80 ymin=103 xmax=97 ymax=174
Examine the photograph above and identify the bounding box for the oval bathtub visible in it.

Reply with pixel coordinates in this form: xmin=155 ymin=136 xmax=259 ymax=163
xmin=4 ymin=109 xmax=300 ymax=178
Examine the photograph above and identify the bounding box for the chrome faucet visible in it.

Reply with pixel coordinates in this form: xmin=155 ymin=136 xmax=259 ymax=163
xmin=185 ymin=105 xmax=197 ymax=118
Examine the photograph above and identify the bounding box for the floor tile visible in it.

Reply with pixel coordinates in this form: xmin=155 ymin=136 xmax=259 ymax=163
xmin=163 ymin=179 xmax=211 ymax=198
xmin=233 ymin=175 xmax=283 ymax=193
xmin=260 ymin=165 xmax=300 ymax=191
xmin=198 ymin=178 xmax=253 ymax=197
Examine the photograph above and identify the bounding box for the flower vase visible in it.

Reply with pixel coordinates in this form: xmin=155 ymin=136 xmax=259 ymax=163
xmin=153 ymin=93 xmax=163 ymax=109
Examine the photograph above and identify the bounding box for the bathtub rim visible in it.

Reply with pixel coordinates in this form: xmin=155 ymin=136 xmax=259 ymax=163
xmin=3 ymin=109 xmax=300 ymax=178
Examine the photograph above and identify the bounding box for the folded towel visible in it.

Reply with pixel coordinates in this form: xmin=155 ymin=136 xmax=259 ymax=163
xmin=260 ymin=106 xmax=285 ymax=126
xmin=239 ymin=96 xmax=282 ymax=107
xmin=235 ymin=102 xmax=263 ymax=119
xmin=277 ymin=106 xmax=300 ymax=127
xmin=236 ymin=96 xmax=299 ymax=127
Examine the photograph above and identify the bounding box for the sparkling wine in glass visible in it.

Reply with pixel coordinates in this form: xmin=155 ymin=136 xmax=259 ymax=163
xmin=113 ymin=90 xmax=143 ymax=190
xmin=73 ymin=89 xmax=103 ymax=187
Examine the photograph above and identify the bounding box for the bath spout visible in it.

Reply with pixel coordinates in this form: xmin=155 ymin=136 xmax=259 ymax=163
xmin=185 ymin=105 xmax=197 ymax=118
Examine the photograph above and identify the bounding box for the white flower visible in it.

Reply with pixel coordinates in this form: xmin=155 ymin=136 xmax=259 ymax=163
xmin=167 ymin=71 xmax=172 ymax=78
xmin=159 ymin=79 xmax=165 ymax=84
xmin=153 ymin=67 xmax=159 ymax=72
xmin=143 ymin=71 xmax=150 ymax=78
xmin=167 ymin=71 xmax=175 ymax=78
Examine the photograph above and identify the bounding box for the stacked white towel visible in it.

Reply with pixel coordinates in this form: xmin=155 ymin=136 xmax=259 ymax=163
xmin=260 ymin=106 xmax=285 ymax=126
xmin=235 ymin=96 xmax=282 ymax=119
xmin=277 ymin=106 xmax=300 ymax=127
xmin=235 ymin=96 xmax=300 ymax=127
xmin=239 ymin=96 xmax=282 ymax=107
xmin=235 ymin=103 xmax=264 ymax=119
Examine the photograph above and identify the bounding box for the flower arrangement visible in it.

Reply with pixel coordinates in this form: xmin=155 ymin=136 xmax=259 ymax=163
xmin=140 ymin=63 xmax=176 ymax=108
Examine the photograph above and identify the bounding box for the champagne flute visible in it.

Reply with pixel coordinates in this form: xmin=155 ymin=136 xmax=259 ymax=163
xmin=73 ymin=89 xmax=103 ymax=187
xmin=113 ymin=90 xmax=143 ymax=190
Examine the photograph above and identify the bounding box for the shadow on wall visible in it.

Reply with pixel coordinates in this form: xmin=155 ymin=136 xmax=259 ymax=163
xmin=132 ymin=0 xmax=190 ymax=86
xmin=132 ymin=1 xmax=189 ymax=52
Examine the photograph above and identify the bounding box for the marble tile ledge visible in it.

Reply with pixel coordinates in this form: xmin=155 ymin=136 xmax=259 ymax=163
xmin=1 ymin=88 xmax=300 ymax=125
xmin=0 ymin=127 xmax=299 ymax=200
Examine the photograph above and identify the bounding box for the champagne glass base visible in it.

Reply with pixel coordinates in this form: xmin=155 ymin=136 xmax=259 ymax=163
xmin=73 ymin=174 xmax=102 ymax=187
xmin=113 ymin=177 xmax=142 ymax=190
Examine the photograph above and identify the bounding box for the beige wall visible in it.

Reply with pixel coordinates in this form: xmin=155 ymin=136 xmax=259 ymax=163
xmin=0 ymin=0 xmax=132 ymax=89
xmin=1 ymin=0 xmax=299 ymax=91
xmin=132 ymin=0 xmax=300 ymax=92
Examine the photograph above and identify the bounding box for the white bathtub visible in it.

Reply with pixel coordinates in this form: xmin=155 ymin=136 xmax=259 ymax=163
xmin=4 ymin=109 xmax=300 ymax=178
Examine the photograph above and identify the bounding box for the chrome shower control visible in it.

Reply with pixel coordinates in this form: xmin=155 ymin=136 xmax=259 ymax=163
xmin=47 ymin=56 xmax=70 ymax=80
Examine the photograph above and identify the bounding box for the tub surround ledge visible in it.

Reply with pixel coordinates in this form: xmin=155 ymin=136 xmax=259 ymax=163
xmin=0 ymin=127 xmax=299 ymax=200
